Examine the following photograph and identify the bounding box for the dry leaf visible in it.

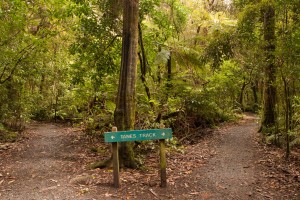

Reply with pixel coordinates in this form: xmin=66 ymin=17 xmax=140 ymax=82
xmin=105 ymin=192 xmax=112 ymax=197
xmin=190 ymin=192 xmax=199 ymax=195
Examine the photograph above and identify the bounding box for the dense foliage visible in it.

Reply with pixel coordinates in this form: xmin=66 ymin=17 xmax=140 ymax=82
xmin=1 ymin=0 xmax=300 ymax=155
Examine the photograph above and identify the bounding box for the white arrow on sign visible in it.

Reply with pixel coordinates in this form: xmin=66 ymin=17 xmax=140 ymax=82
xmin=111 ymin=136 xmax=115 ymax=139
xmin=162 ymin=132 xmax=165 ymax=136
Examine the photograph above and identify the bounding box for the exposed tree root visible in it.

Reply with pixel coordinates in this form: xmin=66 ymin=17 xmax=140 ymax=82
xmin=89 ymin=156 xmax=112 ymax=169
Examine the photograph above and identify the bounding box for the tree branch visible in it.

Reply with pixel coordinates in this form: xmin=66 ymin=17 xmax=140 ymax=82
xmin=0 ymin=43 xmax=36 ymax=84
xmin=0 ymin=30 xmax=22 ymax=47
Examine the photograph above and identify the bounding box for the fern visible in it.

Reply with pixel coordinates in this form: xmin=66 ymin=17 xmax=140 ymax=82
xmin=290 ymin=137 xmax=300 ymax=147
xmin=154 ymin=49 xmax=170 ymax=65
xmin=289 ymin=130 xmax=300 ymax=148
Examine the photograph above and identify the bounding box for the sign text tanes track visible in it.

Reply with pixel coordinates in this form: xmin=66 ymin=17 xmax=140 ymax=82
xmin=104 ymin=128 xmax=172 ymax=142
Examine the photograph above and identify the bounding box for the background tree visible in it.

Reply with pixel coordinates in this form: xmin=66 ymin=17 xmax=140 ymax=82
xmin=261 ymin=1 xmax=276 ymax=133
xmin=235 ymin=0 xmax=300 ymax=153
xmin=0 ymin=0 xmax=75 ymax=129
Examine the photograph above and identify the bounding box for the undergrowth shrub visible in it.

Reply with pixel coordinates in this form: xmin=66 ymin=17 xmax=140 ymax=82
xmin=0 ymin=123 xmax=19 ymax=142
xmin=291 ymin=96 xmax=300 ymax=148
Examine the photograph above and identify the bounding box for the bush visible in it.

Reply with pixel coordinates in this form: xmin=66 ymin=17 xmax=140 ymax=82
xmin=0 ymin=123 xmax=19 ymax=142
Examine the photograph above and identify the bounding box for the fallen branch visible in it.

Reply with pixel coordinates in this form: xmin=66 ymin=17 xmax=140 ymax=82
xmin=149 ymin=188 xmax=159 ymax=199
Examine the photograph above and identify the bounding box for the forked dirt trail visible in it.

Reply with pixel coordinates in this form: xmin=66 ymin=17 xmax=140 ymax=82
xmin=0 ymin=114 xmax=299 ymax=199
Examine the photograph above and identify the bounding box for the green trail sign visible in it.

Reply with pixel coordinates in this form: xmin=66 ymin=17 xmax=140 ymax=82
xmin=105 ymin=127 xmax=172 ymax=188
xmin=104 ymin=128 xmax=172 ymax=142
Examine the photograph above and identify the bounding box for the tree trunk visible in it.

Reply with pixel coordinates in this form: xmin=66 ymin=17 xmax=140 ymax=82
xmin=114 ymin=0 xmax=139 ymax=168
xmin=166 ymin=52 xmax=172 ymax=91
xmin=156 ymin=52 xmax=173 ymax=123
xmin=251 ymin=80 xmax=258 ymax=111
xmin=138 ymin=23 xmax=154 ymax=108
xmin=239 ymin=78 xmax=247 ymax=111
xmin=261 ymin=3 xmax=276 ymax=132
xmin=282 ymin=76 xmax=291 ymax=157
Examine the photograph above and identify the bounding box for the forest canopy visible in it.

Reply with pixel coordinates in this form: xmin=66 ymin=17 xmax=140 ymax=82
xmin=1 ymin=0 xmax=300 ymax=156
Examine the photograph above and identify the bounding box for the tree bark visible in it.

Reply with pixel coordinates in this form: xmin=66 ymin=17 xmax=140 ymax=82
xmin=156 ymin=52 xmax=173 ymax=123
xmin=239 ymin=78 xmax=247 ymax=111
xmin=166 ymin=52 xmax=172 ymax=91
xmin=114 ymin=0 xmax=139 ymax=168
xmin=251 ymin=80 xmax=259 ymax=111
xmin=138 ymin=23 xmax=154 ymax=108
xmin=261 ymin=3 xmax=276 ymax=132
xmin=282 ymin=76 xmax=291 ymax=157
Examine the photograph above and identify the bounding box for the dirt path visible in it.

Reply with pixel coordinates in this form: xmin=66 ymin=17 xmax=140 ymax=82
xmin=0 ymin=123 xmax=89 ymax=199
xmin=0 ymin=115 xmax=299 ymax=199
xmin=185 ymin=116 xmax=259 ymax=199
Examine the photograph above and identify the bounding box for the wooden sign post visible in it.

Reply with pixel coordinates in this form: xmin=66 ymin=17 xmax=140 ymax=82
xmin=105 ymin=127 xmax=173 ymax=188
xmin=159 ymin=139 xmax=167 ymax=187
xmin=111 ymin=127 xmax=120 ymax=188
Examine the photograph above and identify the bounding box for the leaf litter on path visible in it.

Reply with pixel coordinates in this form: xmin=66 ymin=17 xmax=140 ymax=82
xmin=0 ymin=115 xmax=299 ymax=199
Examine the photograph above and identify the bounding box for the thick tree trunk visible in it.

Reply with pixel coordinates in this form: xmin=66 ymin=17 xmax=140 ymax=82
xmin=114 ymin=0 xmax=139 ymax=168
xmin=261 ymin=3 xmax=277 ymax=132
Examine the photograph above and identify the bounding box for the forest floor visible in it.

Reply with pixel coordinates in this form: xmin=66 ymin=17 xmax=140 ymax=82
xmin=0 ymin=113 xmax=299 ymax=200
